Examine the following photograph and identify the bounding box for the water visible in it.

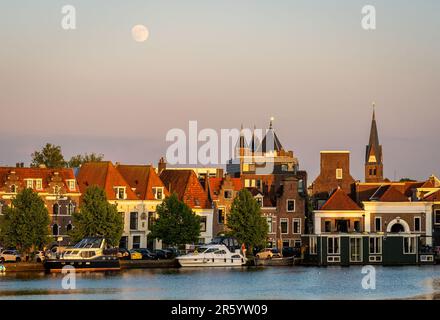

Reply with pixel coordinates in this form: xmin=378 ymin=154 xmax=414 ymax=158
xmin=1 ymin=266 xmax=440 ymax=300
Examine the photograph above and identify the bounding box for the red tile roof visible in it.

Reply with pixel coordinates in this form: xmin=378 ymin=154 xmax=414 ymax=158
xmin=379 ymin=186 xmax=409 ymax=202
xmin=160 ymin=169 xmax=211 ymax=209
xmin=321 ymin=188 xmax=362 ymax=211
xmin=116 ymin=165 xmax=169 ymax=200
xmin=76 ymin=162 xmax=138 ymax=200
xmin=207 ymin=177 xmax=242 ymax=201
xmin=423 ymin=189 xmax=440 ymax=201
xmin=0 ymin=167 xmax=78 ymax=192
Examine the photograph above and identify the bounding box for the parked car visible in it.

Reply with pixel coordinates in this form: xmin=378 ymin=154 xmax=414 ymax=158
xmin=0 ymin=250 xmax=22 ymax=262
xmin=255 ymin=248 xmax=282 ymax=259
xmin=137 ymin=248 xmax=158 ymax=260
xmin=129 ymin=250 xmax=143 ymax=260
xmin=33 ymin=251 xmax=46 ymax=262
xmin=117 ymin=248 xmax=131 ymax=260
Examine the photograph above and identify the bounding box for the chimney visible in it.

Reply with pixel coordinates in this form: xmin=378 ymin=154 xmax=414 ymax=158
xmin=20 ymin=162 xmax=24 ymax=168
xmin=16 ymin=163 xmax=20 ymax=168
xmin=158 ymin=157 xmax=167 ymax=173
xmin=216 ymin=168 xmax=224 ymax=178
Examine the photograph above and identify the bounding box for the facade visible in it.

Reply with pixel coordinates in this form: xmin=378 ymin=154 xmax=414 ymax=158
xmin=206 ymin=175 xmax=242 ymax=236
xmin=77 ymin=162 xmax=165 ymax=249
xmin=159 ymin=169 xmax=214 ymax=244
xmin=303 ymin=183 xmax=436 ymax=266
xmin=0 ymin=166 xmax=81 ymax=246
xmin=310 ymin=151 xmax=356 ymax=209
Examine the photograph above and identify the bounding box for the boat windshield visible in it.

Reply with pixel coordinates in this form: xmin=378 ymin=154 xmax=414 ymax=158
xmin=73 ymin=238 xmax=103 ymax=249
xmin=202 ymin=247 xmax=219 ymax=254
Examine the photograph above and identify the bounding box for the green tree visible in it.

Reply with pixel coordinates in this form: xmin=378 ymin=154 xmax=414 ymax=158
xmin=400 ymin=178 xmax=416 ymax=182
xmin=71 ymin=186 xmax=123 ymax=247
xmin=149 ymin=193 xmax=201 ymax=247
xmin=0 ymin=188 xmax=51 ymax=254
xmin=68 ymin=153 xmax=104 ymax=168
xmin=227 ymin=189 xmax=268 ymax=250
xmin=31 ymin=143 xmax=66 ymax=168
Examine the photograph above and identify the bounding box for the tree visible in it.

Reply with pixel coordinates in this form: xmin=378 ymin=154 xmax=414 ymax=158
xmin=71 ymin=186 xmax=123 ymax=247
xmin=68 ymin=153 xmax=104 ymax=168
xmin=227 ymin=189 xmax=268 ymax=250
xmin=0 ymin=188 xmax=51 ymax=254
xmin=149 ymin=193 xmax=201 ymax=247
xmin=31 ymin=143 xmax=66 ymax=168
xmin=400 ymin=178 xmax=416 ymax=182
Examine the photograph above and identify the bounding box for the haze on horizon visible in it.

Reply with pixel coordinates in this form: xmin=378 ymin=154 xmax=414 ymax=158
xmin=0 ymin=0 xmax=439 ymax=183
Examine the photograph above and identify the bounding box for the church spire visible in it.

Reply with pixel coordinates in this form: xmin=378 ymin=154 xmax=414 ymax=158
xmin=365 ymin=103 xmax=384 ymax=182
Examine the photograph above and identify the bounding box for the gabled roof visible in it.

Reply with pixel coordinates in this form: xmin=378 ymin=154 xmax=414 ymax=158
xmin=379 ymin=186 xmax=409 ymax=202
xmin=257 ymin=120 xmax=284 ymax=153
xmin=0 ymin=167 xmax=78 ymax=192
xmin=76 ymin=162 xmax=138 ymax=200
xmin=116 ymin=164 xmax=169 ymax=200
xmin=423 ymin=189 xmax=440 ymax=201
xmin=321 ymin=188 xmax=362 ymax=211
xmin=421 ymin=175 xmax=440 ymax=188
xmin=160 ymin=169 xmax=210 ymax=209
xmin=207 ymin=176 xmax=242 ymax=201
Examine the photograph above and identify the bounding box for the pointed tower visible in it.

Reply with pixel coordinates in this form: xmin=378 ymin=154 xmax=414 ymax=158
xmin=365 ymin=104 xmax=384 ymax=182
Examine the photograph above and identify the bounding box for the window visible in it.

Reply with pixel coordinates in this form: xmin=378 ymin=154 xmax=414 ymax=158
xmin=114 ymin=187 xmax=126 ymax=200
xmin=132 ymin=236 xmax=141 ymax=249
xmin=244 ymin=179 xmax=255 ymax=188
xmin=298 ymin=180 xmax=304 ymax=194
xmin=130 ymin=212 xmax=138 ymax=230
xmin=435 ymin=210 xmax=440 ymax=225
xmin=35 ymin=179 xmax=42 ymax=190
xmin=153 ymin=187 xmax=164 ymax=200
xmin=255 ymin=196 xmax=263 ymax=207
xmin=350 ymin=237 xmax=362 ymax=262
xmin=11 ymin=185 xmax=17 ymax=193
xmin=292 ymin=218 xmax=301 ymax=234
xmin=148 ymin=212 xmax=155 ymax=231
xmin=282 ymin=240 xmax=290 ymax=248
xmin=67 ymin=180 xmax=76 ymax=191
xmin=267 ymin=216 xmax=273 ymax=233
xmin=26 ymin=180 xmax=33 ymax=188
xmin=287 ymin=200 xmax=295 ymax=212
xmin=309 ymin=236 xmax=317 ymax=255
xmin=52 ymin=224 xmax=59 ymax=236
xmin=403 ymin=236 xmax=416 ymax=254
xmin=280 ymin=218 xmax=288 ymax=234
xmin=336 ymin=168 xmax=343 ymax=179
xmin=369 ymin=236 xmax=382 ymax=254
xmin=200 ymin=216 xmax=207 ymax=232
xmin=67 ymin=203 xmax=74 ymax=215
xmin=414 ymin=217 xmax=421 ymax=232
xmin=0 ymin=203 xmax=3 ymax=215
xmin=224 ymin=190 xmax=233 ymax=199
xmin=281 ymin=164 xmax=288 ymax=172
xmin=218 ymin=208 xmax=225 ymax=224
xmin=375 ymin=217 xmax=382 ymax=232
xmin=324 ymin=220 xmax=332 ymax=233
xmin=53 ymin=203 xmax=60 ymax=215
xmin=354 ymin=220 xmax=361 ymax=232
xmin=327 ymin=237 xmax=340 ymax=255
xmin=53 ymin=185 xmax=61 ymax=195
xmin=66 ymin=224 xmax=73 ymax=232
xmin=119 ymin=212 xmax=125 ymax=225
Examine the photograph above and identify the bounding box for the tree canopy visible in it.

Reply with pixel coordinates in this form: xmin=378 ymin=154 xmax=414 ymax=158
xmin=68 ymin=153 xmax=104 ymax=168
xmin=149 ymin=193 xmax=201 ymax=247
xmin=31 ymin=143 xmax=66 ymax=168
xmin=71 ymin=186 xmax=123 ymax=247
xmin=226 ymin=189 xmax=268 ymax=249
xmin=0 ymin=188 xmax=51 ymax=253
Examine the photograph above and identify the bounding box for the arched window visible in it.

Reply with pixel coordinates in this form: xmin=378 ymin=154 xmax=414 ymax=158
xmin=390 ymin=223 xmax=405 ymax=233
xmin=66 ymin=224 xmax=73 ymax=233
xmin=52 ymin=224 xmax=59 ymax=236
xmin=11 ymin=185 xmax=17 ymax=193
xmin=67 ymin=203 xmax=74 ymax=215
xmin=53 ymin=203 xmax=60 ymax=215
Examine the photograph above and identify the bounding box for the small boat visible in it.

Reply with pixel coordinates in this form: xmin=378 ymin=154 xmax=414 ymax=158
xmin=255 ymin=256 xmax=294 ymax=266
xmin=177 ymin=244 xmax=246 ymax=267
xmin=44 ymin=237 xmax=120 ymax=272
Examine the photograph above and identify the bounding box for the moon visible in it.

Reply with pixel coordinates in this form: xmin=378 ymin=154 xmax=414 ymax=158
xmin=131 ymin=24 xmax=149 ymax=42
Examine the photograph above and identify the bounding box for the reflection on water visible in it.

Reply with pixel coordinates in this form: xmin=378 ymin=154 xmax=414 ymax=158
xmin=1 ymin=266 xmax=440 ymax=300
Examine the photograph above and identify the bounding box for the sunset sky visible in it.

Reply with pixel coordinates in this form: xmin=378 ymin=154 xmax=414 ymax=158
xmin=0 ymin=0 xmax=439 ymax=182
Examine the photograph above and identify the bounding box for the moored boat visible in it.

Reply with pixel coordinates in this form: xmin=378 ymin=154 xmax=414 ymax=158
xmin=177 ymin=244 xmax=246 ymax=267
xmin=44 ymin=237 xmax=120 ymax=272
xmin=254 ymin=256 xmax=294 ymax=266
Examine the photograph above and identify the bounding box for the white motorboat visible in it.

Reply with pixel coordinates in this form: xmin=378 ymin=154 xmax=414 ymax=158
xmin=177 ymin=244 xmax=246 ymax=267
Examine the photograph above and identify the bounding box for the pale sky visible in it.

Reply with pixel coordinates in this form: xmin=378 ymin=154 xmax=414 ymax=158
xmin=0 ymin=0 xmax=439 ymax=182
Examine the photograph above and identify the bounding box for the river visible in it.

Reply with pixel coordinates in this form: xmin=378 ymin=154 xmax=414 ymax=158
xmin=1 ymin=266 xmax=440 ymax=300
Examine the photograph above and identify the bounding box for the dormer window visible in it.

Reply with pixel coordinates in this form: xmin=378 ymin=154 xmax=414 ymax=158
xmin=153 ymin=187 xmax=164 ymax=200
xmin=114 ymin=187 xmax=126 ymax=200
xmin=67 ymin=180 xmax=76 ymax=191
xmin=255 ymin=195 xmax=263 ymax=207
xmin=26 ymin=180 xmax=34 ymax=189
xmin=10 ymin=185 xmax=17 ymax=193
